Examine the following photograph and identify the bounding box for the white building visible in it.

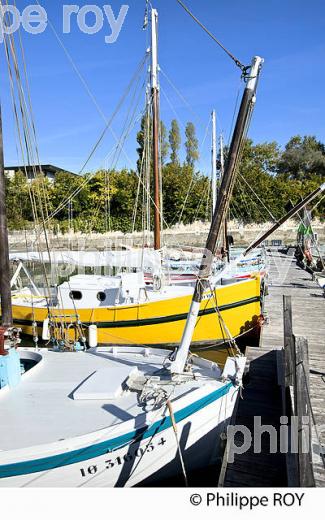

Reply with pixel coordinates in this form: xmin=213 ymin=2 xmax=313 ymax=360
xmin=5 ymin=164 xmax=77 ymax=183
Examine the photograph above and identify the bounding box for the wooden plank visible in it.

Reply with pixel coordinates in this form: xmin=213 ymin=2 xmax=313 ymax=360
xmin=294 ymin=336 xmax=315 ymax=487
xmin=295 ymin=337 xmax=315 ymax=487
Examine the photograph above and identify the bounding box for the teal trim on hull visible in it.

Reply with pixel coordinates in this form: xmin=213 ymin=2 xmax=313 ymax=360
xmin=0 ymin=382 xmax=232 ymax=479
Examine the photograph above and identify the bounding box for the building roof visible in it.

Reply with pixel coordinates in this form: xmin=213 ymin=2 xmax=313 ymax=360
xmin=5 ymin=164 xmax=78 ymax=177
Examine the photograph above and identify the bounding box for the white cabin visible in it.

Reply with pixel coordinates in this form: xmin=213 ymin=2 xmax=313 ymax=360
xmin=57 ymin=272 xmax=147 ymax=308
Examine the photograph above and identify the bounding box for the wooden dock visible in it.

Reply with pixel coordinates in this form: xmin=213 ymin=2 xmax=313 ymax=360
xmin=220 ymin=250 xmax=325 ymax=487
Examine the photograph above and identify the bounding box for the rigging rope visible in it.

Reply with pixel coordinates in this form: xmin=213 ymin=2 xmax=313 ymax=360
xmin=2 ymin=2 xmax=53 ymax=306
xmin=166 ymin=400 xmax=188 ymax=486
xmin=44 ymin=54 xmax=148 ymax=223
xmin=34 ymin=0 xmax=148 ymax=176
xmin=160 ymin=66 xmax=212 ymax=128
xmin=175 ymin=0 xmax=249 ymax=75
xmin=78 ymin=53 xmax=149 ymax=176
xmin=238 ymin=172 xmax=276 ymax=221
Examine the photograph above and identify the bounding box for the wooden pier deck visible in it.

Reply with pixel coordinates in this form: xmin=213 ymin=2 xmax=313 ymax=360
xmin=221 ymin=250 xmax=325 ymax=487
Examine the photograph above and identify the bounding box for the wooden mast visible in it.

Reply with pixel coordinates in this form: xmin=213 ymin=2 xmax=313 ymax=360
xmin=171 ymin=56 xmax=263 ymax=374
xmin=0 ymin=104 xmax=13 ymax=355
xmin=219 ymin=132 xmax=225 ymax=179
xmin=218 ymin=132 xmax=229 ymax=260
xmin=244 ymin=182 xmax=325 ymax=256
xmin=151 ymin=8 xmax=161 ymax=250
xmin=211 ymin=109 xmax=217 ymax=214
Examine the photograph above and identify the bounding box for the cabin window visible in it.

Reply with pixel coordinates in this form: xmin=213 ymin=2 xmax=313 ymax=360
xmin=97 ymin=292 xmax=106 ymax=302
xmin=69 ymin=291 xmax=82 ymax=301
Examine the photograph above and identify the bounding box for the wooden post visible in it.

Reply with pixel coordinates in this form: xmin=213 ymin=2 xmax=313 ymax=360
xmin=283 ymin=295 xmax=294 ymax=387
xmin=294 ymin=335 xmax=315 ymax=487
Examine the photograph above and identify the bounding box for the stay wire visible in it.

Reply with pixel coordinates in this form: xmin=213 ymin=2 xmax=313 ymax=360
xmin=175 ymin=0 xmax=249 ymax=75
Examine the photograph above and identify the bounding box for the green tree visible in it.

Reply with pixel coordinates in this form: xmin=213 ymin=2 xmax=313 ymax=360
xmin=160 ymin=121 xmax=169 ymax=165
xmin=169 ymin=119 xmax=181 ymax=164
xmin=277 ymin=135 xmax=325 ymax=180
xmin=6 ymin=135 xmax=325 ymax=233
xmin=109 ymin=169 xmax=140 ymax=232
xmin=136 ymin=114 xmax=151 ymax=172
xmin=30 ymin=174 xmax=54 ymax=223
xmin=231 ymin=140 xmax=282 ymax=223
xmin=185 ymin=121 xmax=199 ymax=167
xmin=6 ymin=170 xmax=31 ymax=229
xmin=162 ymin=163 xmax=209 ymax=225
xmin=51 ymin=171 xmax=89 ymax=221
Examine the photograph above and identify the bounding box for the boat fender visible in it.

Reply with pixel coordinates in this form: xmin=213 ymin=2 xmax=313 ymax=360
xmin=153 ymin=274 xmax=162 ymax=291
xmin=42 ymin=318 xmax=51 ymax=341
xmin=88 ymin=324 xmax=98 ymax=348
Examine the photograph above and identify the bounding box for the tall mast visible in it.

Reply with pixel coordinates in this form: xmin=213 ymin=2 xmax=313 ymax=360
xmin=219 ymin=132 xmax=225 ymax=178
xmin=244 ymin=182 xmax=325 ymax=256
xmin=171 ymin=56 xmax=263 ymax=374
xmin=151 ymin=8 xmax=161 ymax=250
xmin=0 ymin=104 xmax=13 ymax=333
xmin=219 ymin=132 xmax=229 ymax=258
xmin=211 ymin=109 xmax=217 ymax=213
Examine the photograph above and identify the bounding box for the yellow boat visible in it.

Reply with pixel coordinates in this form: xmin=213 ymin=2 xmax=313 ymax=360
xmin=10 ymin=270 xmax=261 ymax=364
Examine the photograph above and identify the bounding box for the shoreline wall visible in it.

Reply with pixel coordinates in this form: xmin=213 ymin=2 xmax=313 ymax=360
xmin=8 ymin=220 xmax=325 ymax=251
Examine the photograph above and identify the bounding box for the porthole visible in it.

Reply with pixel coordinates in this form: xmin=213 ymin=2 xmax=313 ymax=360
xmin=97 ymin=292 xmax=106 ymax=302
xmin=69 ymin=291 xmax=82 ymax=301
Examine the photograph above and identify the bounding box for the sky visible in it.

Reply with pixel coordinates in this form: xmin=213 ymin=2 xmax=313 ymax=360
xmin=1 ymin=0 xmax=325 ymax=176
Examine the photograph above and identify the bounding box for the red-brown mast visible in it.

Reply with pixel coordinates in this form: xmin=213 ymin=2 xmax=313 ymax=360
xmin=151 ymin=8 xmax=161 ymax=250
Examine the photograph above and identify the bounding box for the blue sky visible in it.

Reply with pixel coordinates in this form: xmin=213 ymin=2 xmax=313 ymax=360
xmin=1 ymin=0 xmax=325 ymax=175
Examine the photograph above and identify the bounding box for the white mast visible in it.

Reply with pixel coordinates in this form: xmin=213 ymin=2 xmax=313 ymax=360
xmin=211 ymin=109 xmax=217 ymax=213
xmin=171 ymin=56 xmax=263 ymax=374
xmin=151 ymin=8 xmax=158 ymax=91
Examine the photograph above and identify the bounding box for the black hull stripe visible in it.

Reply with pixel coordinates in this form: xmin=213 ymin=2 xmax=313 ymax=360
xmin=11 ymin=296 xmax=261 ymax=329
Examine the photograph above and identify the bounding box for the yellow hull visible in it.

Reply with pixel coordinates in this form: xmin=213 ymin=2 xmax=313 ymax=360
xmin=12 ymin=276 xmax=261 ymax=365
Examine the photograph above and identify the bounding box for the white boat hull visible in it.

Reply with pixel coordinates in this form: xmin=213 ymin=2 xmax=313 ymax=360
xmin=0 ymin=381 xmax=238 ymax=487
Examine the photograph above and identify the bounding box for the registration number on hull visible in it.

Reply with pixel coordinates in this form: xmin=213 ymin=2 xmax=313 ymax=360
xmin=79 ymin=437 xmax=167 ymax=478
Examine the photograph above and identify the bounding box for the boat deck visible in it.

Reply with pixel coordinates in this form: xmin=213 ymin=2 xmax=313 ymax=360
xmin=0 ymin=347 xmax=220 ymax=452
xmin=0 ymin=349 xmax=138 ymax=450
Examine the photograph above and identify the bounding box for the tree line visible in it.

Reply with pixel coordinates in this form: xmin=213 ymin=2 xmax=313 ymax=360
xmin=5 ymin=131 xmax=325 ymax=234
xmin=136 ymin=118 xmax=199 ymax=169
